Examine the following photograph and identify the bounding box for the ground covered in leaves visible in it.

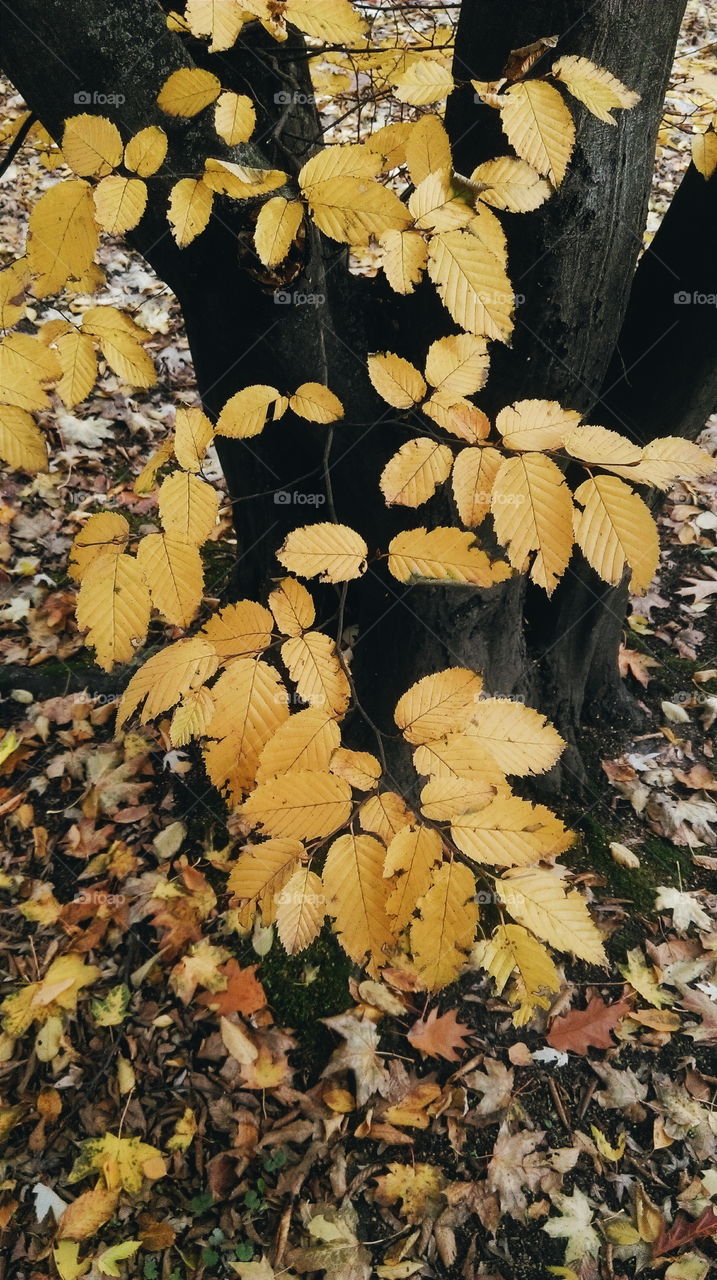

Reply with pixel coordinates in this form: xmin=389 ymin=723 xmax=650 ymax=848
xmin=1 ymin=3 xmax=717 ymax=1279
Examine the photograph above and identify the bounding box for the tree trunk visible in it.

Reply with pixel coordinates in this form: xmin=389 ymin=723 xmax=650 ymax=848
xmin=0 ymin=0 xmax=706 ymax=795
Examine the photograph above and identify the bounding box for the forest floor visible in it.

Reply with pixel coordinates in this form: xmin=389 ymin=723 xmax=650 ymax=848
xmin=1 ymin=3 xmax=717 ymax=1280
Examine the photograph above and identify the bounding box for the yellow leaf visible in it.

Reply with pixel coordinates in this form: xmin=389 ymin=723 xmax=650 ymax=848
xmin=0 ymin=258 xmax=30 ymax=328
xmin=93 ymin=176 xmax=148 ymax=234
xmin=395 ymin=667 xmax=483 ymax=745
xmin=27 ymin=180 xmax=99 ymax=296
xmin=497 ymin=399 xmax=582 ymax=450
xmin=500 ymin=80 xmax=576 ymax=185
xmin=467 ymin=203 xmax=509 ymax=265
xmin=359 ymin=791 xmax=414 ymax=843
xmin=388 ymin=526 xmax=511 ymax=587
xmin=275 ymin=867 xmax=325 ymax=954
xmin=241 ymin=770 xmax=353 ymax=840
xmin=468 ymin=698 xmax=565 ymax=776
xmin=427 ymin=228 xmax=514 ymax=342
xmin=98 ymin=1242 xmax=141 ymax=1277
xmin=284 ymin=0 xmax=367 ymax=43
xmin=329 ymin=747 xmax=381 ymax=791
xmin=563 ymin=424 xmax=642 ymax=470
xmin=424 ymin=334 xmax=490 ymax=402
xmin=157 ymin=67 xmax=221 ymax=116
xmin=174 ymin=405 xmax=213 ymax=471
xmin=408 ymin=171 xmax=473 ymax=233
xmin=220 ymin=1015 xmax=258 ymax=1065
xmin=626 ymin=437 xmax=715 ymax=491
xmin=380 ymin=438 xmax=452 ymax=508
xmin=590 ymin=1126 xmax=626 ymax=1161
xmin=269 ymin=576 xmax=315 ymax=636
xmin=257 ymin=708 xmax=341 ymax=781
xmin=472 ymin=156 xmax=552 ymax=212
xmin=413 ymin=735 xmax=506 ymax=785
xmin=166 ymin=1108 xmax=198 ymax=1152
xmin=214 ymin=90 xmax=256 ymax=144
xmin=379 ymin=229 xmax=428 ymax=294
xmin=368 ymin=352 xmax=426 ymax=408
xmin=277 ymin=522 xmax=368 ymax=583
xmin=411 ymin=861 xmax=477 ymax=990
xmin=290 ymin=382 xmax=344 ymax=423
xmin=451 ymin=445 xmax=503 ymax=527
xmin=2 ymin=953 xmax=99 ymax=1037
xmin=136 ymin=532 xmax=204 ymax=627
xmin=169 ymin=686 xmax=216 ymax=746
xmin=300 ymin=143 xmax=382 ymax=188
xmin=281 ymin=630 xmax=351 ymax=715
xmin=0 ymin=405 xmax=47 ymax=472
xmin=158 ymin=470 xmax=219 ymax=544
xmin=81 ymin=307 xmax=155 ymax=387
xmin=323 ymin=833 xmax=393 ymax=974
xmin=216 ymin=384 xmax=285 ymax=437
xmin=76 ymin=553 xmax=151 ymax=670
xmin=228 ymin=838 xmax=305 ymax=927
xmin=553 ymin=56 xmax=640 ymax=124
xmin=56 ymin=1187 xmax=119 ymax=1244
xmin=202 ymin=599 xmax=273 ymax=659
xmin=420 ymin=776 xmax=496 ymax=821
xmin=422 ymin=396 xmax=491 ymax=444
xmin=384 ymin=825 xmax=443 ymax=933
xmin=254 ymin=196 xmax=303 ymax=267
xmin=451 ymin=794 xmax=573 ymax=867
xmin=133 ymin=434 xmax=174 ymax=494
xmin=474 ymin=923 xmax=560 ymax=1022
xmin=61 ymin=115 xmax=123 ymax=177
xmin=491 ymin=453 xmax=574 ymax=594
xmin=168 ymin=178 xmax=214 ymax=246
xmin=392 ymin=58 xmax=454 ymax=105
xmin=202 ymin=157 xmax=287 ymax=198
xmin=53 ymin=1239 xmax=91 ymax=1278
xmin=693 ymin=128 xmax=717 ymax=179
xmin=124 ymin=125 xmax=167 ymax=176
xmin=69 ymin=512 xmax=129 ymax=582
xmin=572 ymin=474 xmax=659 ymax=594
xmin=116 ymin=635 xmax=218 ymax=725
xmin=186 ymin=0 xmax=247 ymax=50
xmin=495 ymin=867 xmax=607 ymax=965
xmin=55 ymin=329 xmax=97 ymax=407
xmin=302 ymin=174 xmax=411 ymax=245
xmin=404 ymin=114 xmax=452 ymax=186
xmin=203 ymin=658 xmax=289 ymax=800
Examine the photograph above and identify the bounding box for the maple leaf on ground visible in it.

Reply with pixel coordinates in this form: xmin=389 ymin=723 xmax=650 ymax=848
xmin=677 ymin=985 xmax=717 ymax=1044
xmin=546 ymin=994 xmax=633 ymax=1055
xmin=618 ymin=644 xmax=660 ymax=687
xmin=464 ymin=1058 xmax=514 ymax=1116
xmin=197 ymin=960 xmax=267 ymax=1016
xmin=374 ymin=1163 xmax=447 ymax=1224
xmin=290 ymin=1204 xmax=371 ymax=1280
xmin=487 ymin=1124 xmax=577 ymax=1221
xmin=543 ymin=1188 xmax=601 ymax=1262
xmin=407 ymin=1007 xmax=472 ymax=1061
xmin=655 ymin=1206 xmax=717 ymax=1256
xmin=321 ymin=1013 xmax=391 ymax=1107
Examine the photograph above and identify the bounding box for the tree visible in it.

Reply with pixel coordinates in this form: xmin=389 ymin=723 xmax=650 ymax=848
xmin=0 ymin=0 xmax=714 ymax=999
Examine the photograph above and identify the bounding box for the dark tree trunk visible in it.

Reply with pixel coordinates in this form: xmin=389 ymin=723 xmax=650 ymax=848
xmin=1 ymin=0 xmax=711 ymax=795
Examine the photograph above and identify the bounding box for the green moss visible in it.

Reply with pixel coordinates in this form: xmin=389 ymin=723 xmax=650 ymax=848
xmin=576 ymin=815 xmax=691 ymax=920
xmin=258 ymin=926 xmax=352 ymax=1073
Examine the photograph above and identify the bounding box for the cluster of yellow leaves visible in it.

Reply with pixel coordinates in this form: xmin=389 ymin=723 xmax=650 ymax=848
xmin=0 ymin=954 xmax=99 ymax=1062
xmin=367 ymin=360 xmax=714 ymax=595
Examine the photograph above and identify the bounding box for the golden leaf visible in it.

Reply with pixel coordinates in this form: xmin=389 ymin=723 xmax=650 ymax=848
xmin=491 ymin=453 xmax=574 ymax=594
xmin=384 ymin=825 xmax=443 ymax=933
xmin=323 ymin=833 xmax=393 ymax=974
xmin=254 ymin=196 xmax=303 ymax=267
xmin=379 ymin=229 xmax=428 ymax=294
xmin=136 ymin=532 xmax=204 ymax=627
xmin=392 ymin=58 xmax=454 ymax=106
xmin=61 ymin=115 xmax=123 ymax=177
xmin=214 ymin=90 xmax=256 ymax=145
xmin=302 ymin=171 xmax=411 ymax=244
xmin=93 ymin=176 xmax=148 ymax=234
xmin=76 ymin=553 xmax=151 ymax=671
xmin=500 ymin=80 xmax=576 ymax=185
xmin=329 ymin=747 xmax=381 ymax=791
xmin=257 ymin=708 xmax=341 ymax=781
xmin=290 ymin=382 xmax=344 ymax=423
xmin=55 ymin=329 xmax=97 ymax=407
xmin=553 ymin=55 xmax=640 ymax=124
xmin=0 ymin=258 xmax=30 ymax=329
xmin=422 ymin=396 xmax=491 ymax=444
xmin=411 ymin=861 xmax=477 ymax=990
xmin=497 ymin=399 xmax=582 ymax=451
xmin=395 ymin=667 xmax=483 ymax=745
xmin=281 ymin=630 xmax=351 ymax=715
xmin=158 ymin=471 xmax=219 ymax=545
xmin=228 ymin=837 xmax=306 ymax=927
xmin=168 ymin=178 xmax=214 ymax=246
xmin=277 ymin=522 xmax=368 ymax=583
xmin=572 ymin=474 xmax=659 ymax=594
xmin=116 ymin=636 xmax=218 ymax=725
xmin=368 ymin=352 xmax=426 ymax=408
xmin=625 ymin=437 xmax=715 ymax=491
xmin=174 ymin=406 xmax=213 ymax=471
xmin=269 ymin=576 xmax=315 ymax=636
xmin=186 ymin=0 xmax=247 ymax=50
xmin=241 ymin=770 xmax=353 ymax=840
xmin=468 ymin=698 xmax=565 ymax=775
xmin=169 ymin=686 xmax=216 ymax=746
xmin=275 ymin=867 xmax=325 ymax=954
xmin=451 ymin=445 xmax=503 ymax=527
xmin=284 ymin=0 xmax=367 ymax=43
xmin=124 ymin=126 xmax=167 ymax=177
xmin=451 ymin=794 xmax=573 ymax=867
xmin=0 ymin=405 xmax=47 ymax=472
xmin=388 ymin=526 xmax=511 ymax=586
xmin=413 ymin=735 xmax=506 ymax=785
xmin=472 ymin=156 xmax=552 ymax=212
xmin=427 ymin=229 xmax=514 ymax=341
xmin=424 ymin=334 xmax=489 ymax=402
xmin=203 ymin=658 xmax=289 ymax=800
xmin=380 ymin=438 xmax=453 ymax=507
xmin=404 ymin=114 xmax=452 ymax=186
xmin=157 ymin=67 xmax=221 ymax=116
xmin=202 ymin=599 xmax=273 ymax=659
xmin=474 ymin=923 xmax=560 ymax=1023
xmin=69 ymin=512 xmax=129 ymax=582
xmin=27 ymin=180 xmax=99 ymax=296
xmin=359 ymin=792 xmax=414 ymax=843
xmin=216 ymin=383 xmax=285 ymax=437
xmin=419 ymin=776 xmax=496 ymax=821
xmin=496 ymin=867 xmax=607 ymax=965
